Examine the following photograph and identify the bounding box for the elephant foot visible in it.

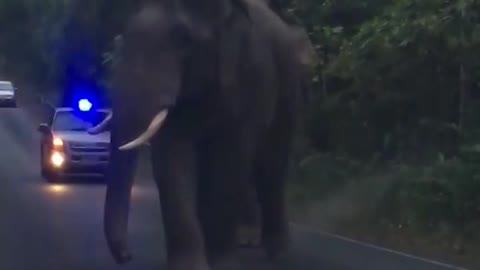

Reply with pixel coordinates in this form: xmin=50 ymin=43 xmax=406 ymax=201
xmin=210 ymin=253 xmax=245 ymax=270
xmin=263 ymin=233 xmax=290 ymax=262
xmin=236 ymin=225 xmax=261 ymax=248
xmin=168 ymin=255 xmax=210 ymax=270
xmin=106 ymin=240 xmax=133 ymax=264
xmin=269 ymin=252 xmax=294 ymax=270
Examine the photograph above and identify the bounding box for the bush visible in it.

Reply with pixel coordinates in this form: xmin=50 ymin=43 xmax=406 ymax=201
xmin=290 ymin=147 xmax=480 ymax=241
xmin=374 ymin=156 xmax=480 ymax=238
xmin=289 ymin=152 xmax=381 ymax=203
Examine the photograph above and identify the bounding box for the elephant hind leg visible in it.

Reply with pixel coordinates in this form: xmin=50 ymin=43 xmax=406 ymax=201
xmin=253 ymin=120 xmax=295 ymax=262
xmin=235 ymin=182 xmax=262 ymax=249
xmin=195 ymin=139 xmax=217 ymax=262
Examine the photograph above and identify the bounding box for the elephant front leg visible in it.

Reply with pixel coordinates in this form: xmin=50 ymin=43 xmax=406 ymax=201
xmin=151 ymin=134 xmax=210 ymax=270
xmin=254 ymin=122 xmax=295 ymax=263
xmin=199 ymin=129 xmax=257 ymax=264
xmin=255 ymin=145 xmax=291 ymax=263
xmin=236 ymin=183 xmax=262 ymax=248
xmin=197 ymin=141 xmax=261 ymax=252
xmin=104 ymin=133 xmax=139 ymax=264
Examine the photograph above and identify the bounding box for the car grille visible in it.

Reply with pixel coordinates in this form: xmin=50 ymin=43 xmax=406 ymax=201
xmin=70 ymin=142 xmax=109 ymax=153
xmin=71 ymin=155 xmax=109 ymax=162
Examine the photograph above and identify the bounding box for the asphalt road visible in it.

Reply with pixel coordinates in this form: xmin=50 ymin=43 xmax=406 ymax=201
xmin=0 ymin=106 xmax=352 ymax=270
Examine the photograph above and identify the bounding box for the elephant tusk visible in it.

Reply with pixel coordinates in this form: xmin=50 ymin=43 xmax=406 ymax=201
xmin=118 ymin=110 xmax=168 ymax=151
xmin=88 ymin=112 xmax=113 ymax=135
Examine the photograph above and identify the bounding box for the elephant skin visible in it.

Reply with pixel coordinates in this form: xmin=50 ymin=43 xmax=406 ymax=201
xmin=88 ymin=0 xmax=310 ymax=269
xmin=234 ymin=14 xmax=318 ymax=250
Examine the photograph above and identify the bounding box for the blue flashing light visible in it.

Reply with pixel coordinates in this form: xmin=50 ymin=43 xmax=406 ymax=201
xmin=78 ymin=98 xmax=92 ymax=112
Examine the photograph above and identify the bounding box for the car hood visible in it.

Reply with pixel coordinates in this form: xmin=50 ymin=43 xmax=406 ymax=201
xmin=0 ymin=90 xmax=13 ymax=96
xmin=52 ymin=131 xmax=110 ymax=144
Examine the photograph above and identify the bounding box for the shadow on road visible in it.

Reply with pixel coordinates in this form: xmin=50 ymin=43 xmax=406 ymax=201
xmin=46 ymin=176 xmax=107 ymax=186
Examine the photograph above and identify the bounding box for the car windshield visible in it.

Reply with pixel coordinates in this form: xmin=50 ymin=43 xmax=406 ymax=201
xmin=52 ymin=110 xmax=109 ymax=131
xmin=0 ymin=82 xmax=13 ymax=92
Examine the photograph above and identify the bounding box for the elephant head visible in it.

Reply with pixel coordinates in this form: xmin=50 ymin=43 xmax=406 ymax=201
xmin=88 ymin=4 xmax=315 ymax=138
xmin=96 ymin=0 xmax=250 ymax=150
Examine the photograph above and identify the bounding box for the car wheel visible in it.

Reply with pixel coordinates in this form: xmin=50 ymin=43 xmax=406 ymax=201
xmin=40 ymin=146 xmax=47 ymax=175
xmin=41 ymin=167 xmax=49 ymax=179
xmin=40 ymin=146 xmax=57 ymax=182
xmin=41 ymin=165 xmax=52 ymax=181
xmin=42 ymin=168 xmax=60 ymax=183
xmin=41 ymin=167 xmax=49 ymax=180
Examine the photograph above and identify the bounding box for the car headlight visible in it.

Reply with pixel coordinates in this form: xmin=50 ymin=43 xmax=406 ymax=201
xmin=53 ymin=137 xmax=63 ymax=147
xmin=50 ymin=151 xmax=65 ymax=168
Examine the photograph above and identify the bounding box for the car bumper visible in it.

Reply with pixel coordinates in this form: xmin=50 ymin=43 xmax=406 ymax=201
xmin=50 ymin=161 xmax=109 ymax=177
xmin=44 ymin=146 xmax=110 ymax=178
xmin=0 ymin=97 xmax=16 ymax=106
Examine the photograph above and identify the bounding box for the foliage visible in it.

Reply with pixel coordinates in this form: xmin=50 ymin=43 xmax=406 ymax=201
xmin=301 ymin=0 xmax=480 ymax=160
xmin=0 ymin=0 xmax=67 ymax=87
xmin=377 ymin=155 xmax=480 ymax=237
xmin=0 ymin=0 xmax=135 ymax=95
xmin=285 ymin=0 xmax=480 ymax=245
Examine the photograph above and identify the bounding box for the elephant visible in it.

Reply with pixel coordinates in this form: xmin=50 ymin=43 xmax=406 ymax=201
xmin=87 ymin=0 xmax=310 ymax=269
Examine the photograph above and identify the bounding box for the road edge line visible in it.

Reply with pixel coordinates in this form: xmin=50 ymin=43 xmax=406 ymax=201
xmin=289 ymin=222 xmax=468 ymax=270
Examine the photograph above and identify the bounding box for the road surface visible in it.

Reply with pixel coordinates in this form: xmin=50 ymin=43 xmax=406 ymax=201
xmin=0 ymin=106 xmax=351 ymax=270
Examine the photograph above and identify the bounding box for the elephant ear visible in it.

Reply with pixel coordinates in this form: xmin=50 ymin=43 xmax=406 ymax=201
xmin=228 ymin=0 xmax=250 ymax=21
xmin=289 ymin=26 xmax=318 ymax=105
xmin=290 ymin=26 xmax=318 ymax=70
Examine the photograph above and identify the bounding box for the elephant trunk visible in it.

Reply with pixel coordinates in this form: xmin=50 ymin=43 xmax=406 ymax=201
xmin=88 ymin=112 xmax=112 ymax=135
xmin=104 ymin=183 xmax=133 ymax=264
xmin=104 ymin=130 xmax=138 ymax=264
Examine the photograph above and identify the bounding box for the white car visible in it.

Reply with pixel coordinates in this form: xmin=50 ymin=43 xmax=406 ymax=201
xmin=37 ymin=106 xmax=111 ymax=182
xmin=0 ymin=80 xmax=17 ymax=107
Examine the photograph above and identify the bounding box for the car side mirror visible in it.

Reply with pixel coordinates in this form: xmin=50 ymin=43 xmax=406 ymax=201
xmin=37 ymin=123 xmax=50 ymax=133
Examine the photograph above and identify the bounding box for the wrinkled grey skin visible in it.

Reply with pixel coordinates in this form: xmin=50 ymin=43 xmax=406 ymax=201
xmin=236 ymin=33 xmax=316 ymax=249
xmin=235 ymin=8 xmax=318 ymax=248
xmin=89 ymin=0 xmax=308 ymax=269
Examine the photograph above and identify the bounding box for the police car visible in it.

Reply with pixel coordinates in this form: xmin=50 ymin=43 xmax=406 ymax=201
xmin=37 ymin=99 xmax=111 ymax=182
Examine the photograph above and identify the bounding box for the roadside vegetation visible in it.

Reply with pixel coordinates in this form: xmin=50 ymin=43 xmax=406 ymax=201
xmin=0 ymin=0 xmax=479 ymax=268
